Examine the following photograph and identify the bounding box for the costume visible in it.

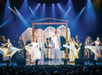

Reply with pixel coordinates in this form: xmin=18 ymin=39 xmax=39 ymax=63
xmin=75 ymin=38 xmax=81 ymax=57
xmin=44 ymin=41 xmax=49 ymax=58
xmin=49 ymin=41 xmax=55 ymax=59
xmin=0 ymin=43 xmax=22 ymax=61
xmin=63 ymin=42 xmax=80 ymax=62
xmin=25 ymin=42 xmax=41 ymax=62
xmin=85 ymin=39 xmax=93 ymax=58
xmin=85 ymin=41 xmax=102 ymax=61
xmin=17 ymin=39 xmax=24 ymax=58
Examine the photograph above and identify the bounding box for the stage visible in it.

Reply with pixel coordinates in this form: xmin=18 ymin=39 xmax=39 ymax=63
xmin=0 ymin=59 xmax=102 ymax=66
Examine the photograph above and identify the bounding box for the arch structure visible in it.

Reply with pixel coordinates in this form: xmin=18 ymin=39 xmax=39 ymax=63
xmin=31 ymin=18 xmax=69 ymax=58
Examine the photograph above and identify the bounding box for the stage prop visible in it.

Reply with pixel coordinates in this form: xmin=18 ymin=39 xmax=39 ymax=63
xmin=21 ymin=18 xmax=71 ymax=62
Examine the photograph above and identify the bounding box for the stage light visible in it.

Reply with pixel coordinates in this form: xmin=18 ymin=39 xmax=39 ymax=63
xmin=57 ymin=3 xmax=65 ymax=15
xmin=63 ymin=7 xmax=71 ymax=19
xmin=14 ymin=7 xmax=29 ymax=26
xmin=38 ymin=3 xmax=40 ymax=5
xmin=43 ymin=4 xmax=45 ymax=5
xmin=40 ymin=3 xmax=46 ymax=18
xmin=34 ymin=3 xmax=41 ymax=12
xmin=71 ymin=7 xmax=85 ymax=29
xmin=29 ymin=7 xmax=37 ymax=19
xmin=19 ymin=0 xmax=29 ymax=17
xmin=52 ymin=3 xmax=54 ymax=5
xmin=8 ymin=6 xmax=18 ymax=16
xmin=3 ymin=0 xmax=11 ymax=21
xmin=0 ymin=17 xmax=13 ymax=28
xmin=84 ymin=0 xmax=97 ymax=23
xmin=76 ymin=7 xmax=85 ymax=20
xmin=57 ymin=3 xmax=59 ymax=5
xmin=27 ymin=3 xmax=40 ymax=21
xmin=51 ymin=3 xmax=56 ymax=18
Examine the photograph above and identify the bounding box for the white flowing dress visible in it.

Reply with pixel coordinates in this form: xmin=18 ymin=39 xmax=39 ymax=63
xmin=85 ymin=41 xmax=102 ymax=61
xmin=63 ymin=42 xmax=80 ymax=62
xmin=25 ymin=42 xmax=41 ymax=62
xmin=0 ymin=43 xmax=22 ymax=61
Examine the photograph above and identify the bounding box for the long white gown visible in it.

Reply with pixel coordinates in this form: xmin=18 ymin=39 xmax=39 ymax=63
xmin=63 ymin=42 xmax=80 ymax=62
xmin=0 ymin=43 xmax=22 ymax=61
xmin=25 ymin=42 xmax=41 ymax=62
xmin=52 ymin=34 xmax=60 ymax=49
xmin=52 ymin=34 xmax=61 ymax=59
xmin=85 ymin=41 xmax=102 ymax=61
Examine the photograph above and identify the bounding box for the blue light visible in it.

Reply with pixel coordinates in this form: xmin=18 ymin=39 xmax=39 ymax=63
xmin=64 ymin=7 xmax=71 ymax=18
xmin=3 ymin=0 xmax=11 ymax=21
xmin=52 ymin=3 xmax=54 ymax=5
xmin=33 ymin=3 xmax=41 ymax=12
xmin=40 ymin=4 xmax=46 ymax=18
xmin=38 ymin=3 xmax=40 ymax=5
xmin=14 ymin=7 xmax=29 ymax=26
xmin=51 ymin=3 xmax=56 ymax=18
xmin=75 ymin=7 xmax=85 ymax=21
xmin=57 ymin=3 xmax=65 ymax=15
xmin=84 ymin=0 xmax=96 ymax=23
xmin=27 ymin=3 xmax=40 ymax=21
xmin=0 ymin=17 xmax=13 ymax=28
xmin=19 ymin=0 xmax=29 ymax=16
xmin=29 ymin=7 xmax=37 ymax=19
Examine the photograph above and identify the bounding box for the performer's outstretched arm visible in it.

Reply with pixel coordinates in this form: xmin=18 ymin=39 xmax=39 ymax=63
xmin=99 ymin=42 xmax=102 ymax=45
xmin=27 ymin=43 xmax=32 ymax=46
xmin=74 ymin=41 xmax=80 ymax=47
xmin=1 ymin=43 xmax=8 ymax=48
xmin=88 ymin=41 xmax=95 ymax=46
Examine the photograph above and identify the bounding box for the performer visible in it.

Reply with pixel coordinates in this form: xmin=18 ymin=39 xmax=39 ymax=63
xmin=52 ymin=30 xmax=60 ymax=49
xmin=16 ymin=36 xmax=24 ymax=59
xmin=49 ymin=40 xmax=55 ymax=59
xmin=25 ymin=39 xmax=41 ymax=64
xmin=52 ymin=30 xmax=61 ymax=59
xmin=0 ymin=35 xmax=6 ymax=46
xmin=85 ymin=37 xmax=102 ymax=61
xmin=84 ymin=36 xmax=93 ymax=58
xmin=75 ymin=35 xmax=82 ymax=57
xmin=63 ymin=38 xmax=80 ymax=62
xmin=0 ymin=39 xmax=22 ymax=62
xmin=44 ymin=38 xmax=49 ymax=59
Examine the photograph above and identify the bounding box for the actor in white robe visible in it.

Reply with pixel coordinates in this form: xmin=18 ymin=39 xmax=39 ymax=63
xmin=52 ymin=30 xmax=60 ymax=49
xmin=25 ymin=39 xmax=41 ymax=64
xmin=63 ymin=38 xmax=80 ymax=62
xmin=52 ymin=30 xmax=61 ymax=59
xmin=0 ymin=39 xmax=22 ymax=62
xmin=85 ymin=37 xmax=102 ymax=61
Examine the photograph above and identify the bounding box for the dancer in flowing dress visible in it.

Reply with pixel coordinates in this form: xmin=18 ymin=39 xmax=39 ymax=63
xmin=0 ymin=39 xmax=22 ymax=62
xmin=25 ymin=39 xmax=41 ymax=64
xmin=85 ymin=37 xmax=102 ymax=61
xmin=63 ymin=38 xmax=80 ymax=62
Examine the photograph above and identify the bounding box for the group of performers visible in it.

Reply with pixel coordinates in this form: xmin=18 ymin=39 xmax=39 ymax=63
xmin=0 ymin=33 xmax=102 ymax=64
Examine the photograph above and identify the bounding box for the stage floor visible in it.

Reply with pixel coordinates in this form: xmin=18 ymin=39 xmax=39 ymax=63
xmin=0 ymin=59 xmax=102 ymax=66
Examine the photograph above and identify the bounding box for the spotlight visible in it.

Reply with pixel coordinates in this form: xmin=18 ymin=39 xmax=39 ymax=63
xmin=43 ymin=4 xmax=45 ymax=5
xmin=38 ymin=3 xmax=40 ymax=5
xmin=57 ymin=3 xmax=59 ymax=5
xmin=52 ymin=3 xmax=54 ymax=5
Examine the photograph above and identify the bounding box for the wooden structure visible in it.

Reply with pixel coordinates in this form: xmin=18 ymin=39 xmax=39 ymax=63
xmin=32 ymin=18 xmax=69 ymax=58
